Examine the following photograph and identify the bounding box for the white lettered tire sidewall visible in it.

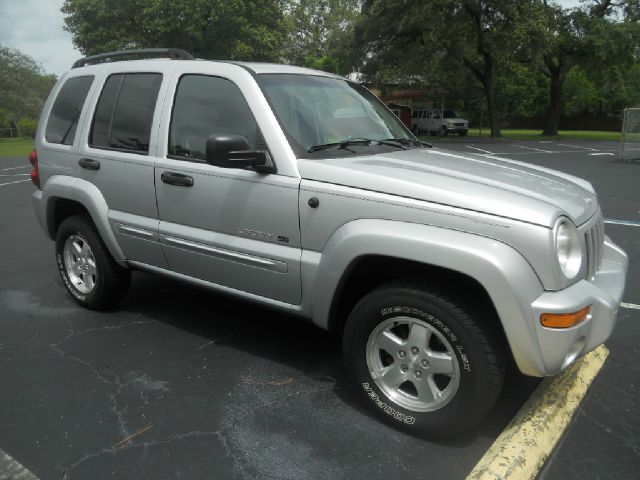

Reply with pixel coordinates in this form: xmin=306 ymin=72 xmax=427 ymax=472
xmin=343 ymin=284 xmax=503 ymax=438
xmin=55 ymin=214 xmax=131 ymax=310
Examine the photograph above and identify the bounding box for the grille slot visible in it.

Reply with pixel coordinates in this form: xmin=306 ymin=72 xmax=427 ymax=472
xmin=584 ymin=215 xmax=604 ymax=281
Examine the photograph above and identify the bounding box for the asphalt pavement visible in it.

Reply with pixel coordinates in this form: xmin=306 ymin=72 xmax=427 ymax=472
xmin=0 ymin=140 xmax=638 ymax=479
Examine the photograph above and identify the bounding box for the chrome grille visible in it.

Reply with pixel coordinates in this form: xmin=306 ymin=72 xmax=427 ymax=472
xmin=584 ymin=214 xmax=605 ymax=281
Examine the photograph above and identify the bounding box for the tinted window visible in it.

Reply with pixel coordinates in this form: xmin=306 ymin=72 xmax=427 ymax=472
xmin=45 ymin=76 xmax=94 ymax=145
xmin=169 ymin=75 xmax=259 ymax=161
xmin=90 ymin=73 xmax=162 ymax=153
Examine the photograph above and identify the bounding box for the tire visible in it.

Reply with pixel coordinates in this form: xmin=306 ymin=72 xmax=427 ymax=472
xmin=343 ymin=280 xmax=504 ymax=438
xmin=441 ymin=126 xmax=448 ymax=136
xmin=55 ymin=214 xmax=131 ymax=310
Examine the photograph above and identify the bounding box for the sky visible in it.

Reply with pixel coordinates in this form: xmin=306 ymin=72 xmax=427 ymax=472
xmin=0 ymin=0 xmax=585 ymax=78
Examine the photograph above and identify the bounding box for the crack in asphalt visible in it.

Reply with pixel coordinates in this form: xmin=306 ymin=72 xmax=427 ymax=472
xmin=49 ymin=318 xmax=156 ymax=477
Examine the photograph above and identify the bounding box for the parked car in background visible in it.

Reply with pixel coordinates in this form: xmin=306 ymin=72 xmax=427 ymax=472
xmin=412 ymin=109 xmax=469 ymax=136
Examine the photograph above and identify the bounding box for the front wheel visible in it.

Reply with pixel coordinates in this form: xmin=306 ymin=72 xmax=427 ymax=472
xmin=55 ymin=214 xmax=131 ymax=310
xmin=343 ymin=280 xmax=504 ymax=438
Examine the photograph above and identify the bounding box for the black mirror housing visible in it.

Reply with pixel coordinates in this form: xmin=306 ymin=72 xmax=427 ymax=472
xmin=205 ymin=134 xmax=275 ymax=173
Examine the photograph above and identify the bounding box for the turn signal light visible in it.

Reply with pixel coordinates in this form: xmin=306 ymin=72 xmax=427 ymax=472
xmin=541 ymin=306 xmax=591 ymax=329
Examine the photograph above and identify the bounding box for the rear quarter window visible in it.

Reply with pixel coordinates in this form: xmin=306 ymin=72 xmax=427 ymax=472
xmin=45 ymin=76 xmax=94 ymax=145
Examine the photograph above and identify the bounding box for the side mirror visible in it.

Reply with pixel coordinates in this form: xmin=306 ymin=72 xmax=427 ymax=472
xmin=205 ymin=134 xmax=275 ymax=174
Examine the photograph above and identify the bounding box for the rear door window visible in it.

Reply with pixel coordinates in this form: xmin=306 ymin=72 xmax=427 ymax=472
xmin=90 ymin=73 xmax=162 ymax=154
xmin=45 ymin=76 xmax=94 ymax=145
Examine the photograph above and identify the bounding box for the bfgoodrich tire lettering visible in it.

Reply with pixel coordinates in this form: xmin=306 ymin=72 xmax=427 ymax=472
xmin=55 ymin=214 xmax=131 ymax=310
xmin=343 ymin=280 xmax=504 ymax=438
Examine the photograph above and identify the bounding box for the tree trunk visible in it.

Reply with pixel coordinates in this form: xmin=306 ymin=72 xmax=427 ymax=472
xmin=483 ymin=56 xmax=501 ymax=138
xmin=485 ymin=81 xmax=501 ymax=138
xmin=543 ymin=66 xmax=568 ymax=136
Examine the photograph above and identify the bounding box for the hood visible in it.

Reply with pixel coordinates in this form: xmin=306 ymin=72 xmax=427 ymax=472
xmin=297 ymin=148 xmax=598 ymax=227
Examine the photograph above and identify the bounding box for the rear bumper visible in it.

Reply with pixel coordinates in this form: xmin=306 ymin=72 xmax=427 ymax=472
xmin=529 ymin=237 xmax=627 ymax=375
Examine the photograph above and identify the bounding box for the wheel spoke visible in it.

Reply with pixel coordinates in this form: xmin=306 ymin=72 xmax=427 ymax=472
xmin=377 ymin=365 xmax=406 ymax=389
xmin=72 ymin=240 xmax=83 ymax=257
xmin=414 ymin=376 xmax=440 ymax=403
xmin=377 ymin=330 xmax=404 ymax=355
xmin=84 ymin=273 xmax=95 ymax=290
xmin=426 ymin=351 xmax=455 ymax=375
xmin=86 ymin=262 xmax=97 ymax=277
xmin=81 ymin=241 xmax=90 ymax=258
xmin=407 ymin=323 xmax=430 ymax=351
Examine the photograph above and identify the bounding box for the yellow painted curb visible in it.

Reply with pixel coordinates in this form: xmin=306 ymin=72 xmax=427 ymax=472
xmin=467 ymin=345 xmax=609 ymax=480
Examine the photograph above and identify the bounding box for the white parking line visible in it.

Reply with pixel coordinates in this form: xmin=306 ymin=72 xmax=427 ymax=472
xmin=556 ymin=143 xmax=598 ymax=151
xmin=513 ymin=144 xmax=553 ymax=153
xmin=0 ymin=174 xmax=29 ymax=177
xmin=604 ymin=219 xmax=640 ymax=227
xmin=621 ymin=303 xmax=640 ymax=310
xmin=0 ymin=179 xmax=30 ymax=187
xmin=0 ymin=449 xmax=39 ymax=480
xmin=589 ymin=153 xmax=615 ymax=156
xmin=0 ymin=165 xmax=29 ymax=171
xmin=465 ymin=145 xmax=495 ymax=154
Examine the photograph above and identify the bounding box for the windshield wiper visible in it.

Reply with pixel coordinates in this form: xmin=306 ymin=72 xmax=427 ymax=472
xmin=308 ymin=137 xmax=411 ymax=153
xmin=308 ymin=139 xmax=372 ymax=152
xmin=381 ymin=138 xmax=432 ymax=148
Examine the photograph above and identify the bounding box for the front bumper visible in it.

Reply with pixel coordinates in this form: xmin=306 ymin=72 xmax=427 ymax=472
xmin=444 ymin=126 xmax=468 ymax=133
xmin=530 ymin=236 xmax=627 ymax=375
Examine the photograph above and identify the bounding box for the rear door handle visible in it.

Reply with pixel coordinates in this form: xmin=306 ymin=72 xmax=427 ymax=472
xmin=79 ymin=158 xmax=100 ymax=170
xmin=161 ymin=171 xmax=194 ymax=187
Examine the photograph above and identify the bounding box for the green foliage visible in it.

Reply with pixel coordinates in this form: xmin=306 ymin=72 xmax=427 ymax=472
xmin=283 ymin=0 xmax=360 ymax=71
xmin=535 ymin=0 xmax=640 ymax=134
xmin=0 ymin=46 xmax=56 ymax=130
xmin=303 ymin=55 xmax=339 ymax=73
xmin=62 ymin=0 xmax=289 ymax=61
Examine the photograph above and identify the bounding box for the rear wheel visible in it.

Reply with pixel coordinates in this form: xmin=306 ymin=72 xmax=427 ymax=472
xmin=55 ymin=214 xmax=130 ymax=310
xmin=343 ymin=280 xmax=504 ymax=438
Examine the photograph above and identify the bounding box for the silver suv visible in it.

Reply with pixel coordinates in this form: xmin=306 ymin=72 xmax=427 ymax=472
xmin=31 ymin=49 xmax=627 ymax=438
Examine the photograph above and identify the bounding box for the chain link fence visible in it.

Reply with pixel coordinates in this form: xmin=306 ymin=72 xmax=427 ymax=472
xmin=0 ymin=128 xmax=36 ymax=139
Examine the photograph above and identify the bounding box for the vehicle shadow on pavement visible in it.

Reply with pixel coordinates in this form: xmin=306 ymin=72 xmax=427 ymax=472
xmin=120 ymin=271 xmax=540 ymax=447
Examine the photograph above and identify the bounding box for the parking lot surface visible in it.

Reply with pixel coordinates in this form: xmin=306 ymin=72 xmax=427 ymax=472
xmin=1 ymin=139 xmax=638 ymax=479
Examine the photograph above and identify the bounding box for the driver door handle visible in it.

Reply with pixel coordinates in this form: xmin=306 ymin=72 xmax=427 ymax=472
xmin=161 ymin=171 xmax=194 ymax=187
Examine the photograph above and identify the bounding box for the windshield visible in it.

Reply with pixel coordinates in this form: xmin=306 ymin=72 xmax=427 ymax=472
xmin=442 ymin=110 xmax=460 ymax=119
xmin=257 ymin=74 xmax=414 ymax=157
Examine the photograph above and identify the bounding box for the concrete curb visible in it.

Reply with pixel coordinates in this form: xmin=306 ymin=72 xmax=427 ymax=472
xmin=467 ymin=345 xmax=609 ymax=480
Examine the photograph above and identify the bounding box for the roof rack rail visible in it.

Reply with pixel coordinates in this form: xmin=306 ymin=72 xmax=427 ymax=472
xmin=71 ymin=48 xmax=194 ymax=69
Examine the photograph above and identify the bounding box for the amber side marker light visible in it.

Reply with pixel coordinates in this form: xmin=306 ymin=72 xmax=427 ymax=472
xmin=541 ymin=306 xmax=591 ymax=328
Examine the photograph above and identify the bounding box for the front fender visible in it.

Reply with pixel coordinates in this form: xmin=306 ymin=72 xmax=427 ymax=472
xmin=308 ymin=219 xmax=546 ymax=376
xmin=39 ymin=175 xmax=127 ymax=266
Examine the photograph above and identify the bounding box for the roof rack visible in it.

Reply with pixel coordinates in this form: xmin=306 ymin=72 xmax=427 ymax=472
xmin=71 ymin=48 xmax=194 ymax=69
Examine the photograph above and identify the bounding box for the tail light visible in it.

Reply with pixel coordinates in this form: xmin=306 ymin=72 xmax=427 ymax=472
xmin=29 ymin=149 xmax=40 ymax=189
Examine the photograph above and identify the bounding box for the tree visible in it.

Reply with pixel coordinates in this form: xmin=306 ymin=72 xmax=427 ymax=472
xmin=0 ymin=46 xmax=56 ymax=134
xmin=282 ymin=0 xmax=361 ymax=73
xmin=62 ymin=0 xmax=290 ymax=61
xmin=537 ymin=0 xmax=640 ymax=135
xmin=354 ymin=1 xmax=543 ymax=137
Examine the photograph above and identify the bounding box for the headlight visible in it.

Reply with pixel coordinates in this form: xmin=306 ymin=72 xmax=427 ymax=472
xmin=555 ymin=218 xmax=582 ymax=279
